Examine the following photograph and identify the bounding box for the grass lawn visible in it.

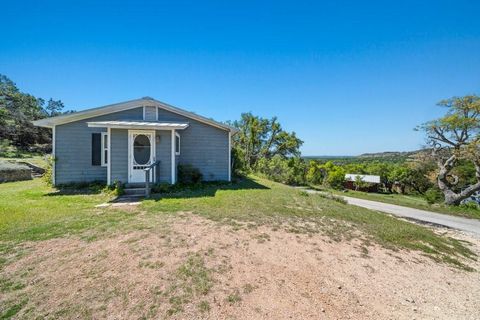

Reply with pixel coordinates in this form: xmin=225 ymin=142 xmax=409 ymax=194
xmin=0 ymin=177 xmax=475 ymax=268
xmin=321 ymin=187 xmax=480 ymax=220
xmin=141 ymin=178 xmax=476 ymax=269
xmin=0 ymin=176 xmax=478 ymax=318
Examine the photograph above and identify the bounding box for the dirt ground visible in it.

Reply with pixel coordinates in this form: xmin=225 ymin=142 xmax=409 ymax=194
xmin=2 ymin=212 xmax=480 ymax=319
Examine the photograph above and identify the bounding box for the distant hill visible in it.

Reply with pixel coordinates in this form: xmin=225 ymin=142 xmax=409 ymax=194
xmin=304 ymin=149 xmax=428 ymax=164
xmin=358 ymin=150 xmax=422 ymax=159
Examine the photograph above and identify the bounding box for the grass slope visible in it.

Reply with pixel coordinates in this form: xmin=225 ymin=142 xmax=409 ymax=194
xmin=142 ymin=177 xmax=476 ymax=269
xmin=0 ymin=176 xmax=477 ymax=318
xmin=0 ymin=177 xmax=476 ymax=269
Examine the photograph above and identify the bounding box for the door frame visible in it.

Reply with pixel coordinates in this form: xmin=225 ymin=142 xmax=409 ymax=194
xmin=127 ymin=130 xmax=156 ymax=183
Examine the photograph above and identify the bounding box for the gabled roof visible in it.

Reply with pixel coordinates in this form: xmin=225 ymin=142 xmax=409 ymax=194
xmin=33 ymin=97 xmax=237 ymax=133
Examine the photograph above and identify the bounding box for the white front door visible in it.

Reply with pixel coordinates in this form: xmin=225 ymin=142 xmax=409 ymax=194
xmin=128 ymin=131 xmax=155 ymax=183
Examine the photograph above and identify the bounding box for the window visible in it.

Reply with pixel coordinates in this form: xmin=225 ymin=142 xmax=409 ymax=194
xmin=101 ymin=132 xmax=109 ymax=166
xmin=175 ymin=132 xmax=180 ymax=155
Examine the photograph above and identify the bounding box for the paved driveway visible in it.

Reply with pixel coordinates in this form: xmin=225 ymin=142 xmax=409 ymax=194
xmin=303 ymin=189 xmax=480 ymax=237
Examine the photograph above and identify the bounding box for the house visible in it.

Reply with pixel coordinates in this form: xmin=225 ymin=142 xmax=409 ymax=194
xmin=344 ymin=174 xmax=381 ymax=192
xmin=33 ymin=97 xmax=237 ymax=186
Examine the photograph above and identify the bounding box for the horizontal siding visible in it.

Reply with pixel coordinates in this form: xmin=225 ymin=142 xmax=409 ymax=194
xmin=54 ymin=105 xmax=229 ymax=184
xmin=156 ymin=130 xmax=172 ymax=183
xmin=111 ymin=129 xmax=128 ymax=183
xmin=55 ymin=107 xmax=143 ymax=184
xmin=157 ymin=108 xmax=229 ymax=181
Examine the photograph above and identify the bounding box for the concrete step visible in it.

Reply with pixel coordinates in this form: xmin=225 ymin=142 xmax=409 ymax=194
xmin=125 ymin=183 xmax=146 ymax=188
xmin=124 ymin=188 xmax=146 ymax=196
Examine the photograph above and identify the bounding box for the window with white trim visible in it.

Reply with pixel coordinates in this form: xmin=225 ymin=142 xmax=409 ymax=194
xmin=175 ymin=132 xmax=180 ymax=155
xmin=101 ymin=132 xmax=109 ymax=166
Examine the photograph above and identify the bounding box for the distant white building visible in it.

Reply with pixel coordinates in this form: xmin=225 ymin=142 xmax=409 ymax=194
xmin=345 ymin=174 xmax=381 ymax=184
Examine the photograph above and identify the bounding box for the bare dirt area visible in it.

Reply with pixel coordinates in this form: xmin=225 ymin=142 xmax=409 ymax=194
xmin=2 ymin=213 xmax=480 ymax=319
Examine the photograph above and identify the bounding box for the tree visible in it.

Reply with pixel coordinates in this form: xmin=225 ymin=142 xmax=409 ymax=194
xmin=232 ymin=113 xmax=303 ymax=170
xmin=353 ymin=175 xmax=370 ymax=191
xmin=317 ymin=161 xmax=345 ymax=189
xmin=306 ymin=160 xmax=325 ymax=185
xmin=0 ymin=74 xmax=66 ymax=152
xmin=418 ymin=95 xmax=480 ymax=205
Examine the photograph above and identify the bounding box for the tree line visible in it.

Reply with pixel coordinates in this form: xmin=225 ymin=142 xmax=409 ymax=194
xmin=0 ymin=74 xmax=67 ymax=154
xmin=231 ymin=95 xmax=480 ymax=207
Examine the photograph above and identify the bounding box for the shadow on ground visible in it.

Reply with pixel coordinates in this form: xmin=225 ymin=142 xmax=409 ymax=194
xmin=150 ymin=177 xmax=269 ymax=201
xmin=44 ymin=181 xmax=106 ymax=196
xmin=44 ymin=177 xmax=269 ymax=199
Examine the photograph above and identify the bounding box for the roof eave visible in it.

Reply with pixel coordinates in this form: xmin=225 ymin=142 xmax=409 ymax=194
xmin=32 ymin=97 xmax=238 ymax=133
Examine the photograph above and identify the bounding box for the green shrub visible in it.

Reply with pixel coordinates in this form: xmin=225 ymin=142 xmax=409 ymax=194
xmin=317 ymin=192 xmax=347 ymax=204
xmin=325 ymin=167 xmax=346 ymax=189
xmin=151 ymin=182 xmax=177 ymax=193
xmin=460 ymin=201 xmax=479 ymax=210
xmin=424 ymin=187 xmax=443 ymax=204
xmin=43 ymin=156 xmax=55 ymax=186
xmin=178 ymin=164 xmax=203 ymax=184
xmin=111 ymin=180 xmax=124 ymax=196
xmin=255 ymin=155 xmax=306 ymax=186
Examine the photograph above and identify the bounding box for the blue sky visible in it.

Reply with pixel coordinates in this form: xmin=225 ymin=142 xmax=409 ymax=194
xmin=2 ymin=0 xmax=480 ymax=155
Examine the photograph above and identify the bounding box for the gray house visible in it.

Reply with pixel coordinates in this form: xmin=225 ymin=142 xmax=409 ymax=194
xmin=33 ymin=97 xmax=236 ymax=186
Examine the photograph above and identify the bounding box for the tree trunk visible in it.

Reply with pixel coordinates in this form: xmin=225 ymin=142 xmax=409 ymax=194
xmin=437 ymin=154 xmax=480 ymax=205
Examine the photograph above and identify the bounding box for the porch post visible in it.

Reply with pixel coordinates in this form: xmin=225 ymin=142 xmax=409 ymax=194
xmin=171 ymin=129 xmax=176 ymax=184
xmin=52 ymin=125 xmax=56 ymax=186
xmin=107 ymin=127 xmax=111 ymax=185
xmin=228 ymin=131 xmax=231 ymax=182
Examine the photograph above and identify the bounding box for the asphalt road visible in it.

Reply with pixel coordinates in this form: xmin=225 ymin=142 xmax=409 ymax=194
xmin=302 ymin=188 xmax=480 ymax=237
xmin=343 ymin=196 xmax=480 ymax=236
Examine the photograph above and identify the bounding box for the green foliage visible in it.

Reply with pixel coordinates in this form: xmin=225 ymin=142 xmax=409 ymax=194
xmin=256 ymin=155 xmax=306 ymax=185
xmin=177 ymin=164 xmax=203 ymax=184
xmin=42 ymin=156 xmax=55 ymax=186
xmin=424 ymin=187 xmax=444 ymax=204
xmin=231 ymin=113 xmax=303 ymax=170
xmin=103 ymin=180 xmax=125 ymax=197
xmin=353 ymin=175 xmax=371 ymax=191
xmin=305 ymin=160 xmax=325 ymax=185
xmin=316 ymin=192 xmax=347 ymax=204
xmin=0 ymin=74 xmax=68 ymax=151
xmin=324 ymin=165 xmax=346 ymax=189
xmin=306 ymin=161 xmax=345 ymax=189
xmin=460 ymin=201 xmax=479 ymax=210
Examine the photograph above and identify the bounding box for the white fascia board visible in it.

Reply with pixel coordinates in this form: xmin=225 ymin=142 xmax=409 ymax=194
xmin=87 ymin=122 xmax=189 ymax=130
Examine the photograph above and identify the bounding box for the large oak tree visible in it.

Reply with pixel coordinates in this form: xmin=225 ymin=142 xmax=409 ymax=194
xmin=419 ymin=95 xmax=480 ymax=205
xmin=231 ymin=113 xmax=303 ymax=170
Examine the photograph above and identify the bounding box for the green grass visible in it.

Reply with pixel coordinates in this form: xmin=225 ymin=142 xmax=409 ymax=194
xmin=323 ymin=188 xmax=480 ymax=220
xmin=0 ymin=177 xmax=476 ymax=272
xmin=0 ymin=176 xmax=477 ymax=318
xmin=165 ymin=253 xmax=213 ymax=316
xmin=142 ymin=176 xmax=476 ymax=270
xmin=0 ymin=179 xmax=136 ymax=246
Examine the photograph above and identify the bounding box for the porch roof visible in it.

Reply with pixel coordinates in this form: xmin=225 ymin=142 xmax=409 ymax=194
xmin=87 ymin=121 xmax=189 ymax=130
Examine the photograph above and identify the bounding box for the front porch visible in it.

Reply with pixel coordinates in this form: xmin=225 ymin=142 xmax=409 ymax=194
xmin=87 ymin=121 xmax=188 ymax=187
